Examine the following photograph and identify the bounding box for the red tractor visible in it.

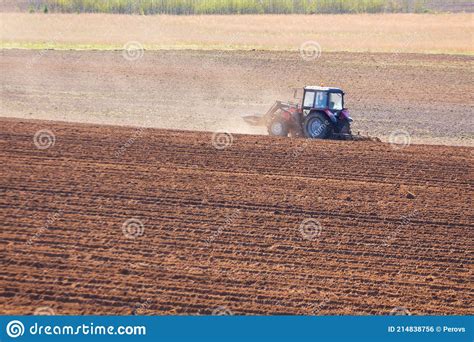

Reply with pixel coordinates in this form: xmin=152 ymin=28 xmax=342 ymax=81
xmin=243 ymin=86 xmax=355 ymax=140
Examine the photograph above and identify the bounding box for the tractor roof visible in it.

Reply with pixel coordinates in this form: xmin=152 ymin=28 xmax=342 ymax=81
xmin=305 ymin=86 xmax=343 ymax=93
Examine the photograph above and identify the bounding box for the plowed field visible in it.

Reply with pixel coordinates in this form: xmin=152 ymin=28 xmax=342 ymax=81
xmin=1 ymin=118 xmax=473 ymax=315
xmin=1 ymin=49 xmax=473 ymax=147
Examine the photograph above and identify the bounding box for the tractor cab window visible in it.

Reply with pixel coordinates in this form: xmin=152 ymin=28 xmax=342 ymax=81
xmin=303 ymin=91 xmax=315 ymax=108
xmin=329 ymin=93 xmax=343 ymax=111
xmin=314 ymin=91 xmax=328 ymax=108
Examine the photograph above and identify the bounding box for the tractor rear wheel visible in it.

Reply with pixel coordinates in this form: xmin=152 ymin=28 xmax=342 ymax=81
xmin=303 ymin=112 xmax=333 ymax=139
xmin=268 ymin=119 xmax=289 ymax=137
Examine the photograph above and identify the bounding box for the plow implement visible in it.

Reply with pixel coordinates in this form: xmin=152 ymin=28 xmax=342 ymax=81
xmin=332 ymin=133 xmax=381 ymax=142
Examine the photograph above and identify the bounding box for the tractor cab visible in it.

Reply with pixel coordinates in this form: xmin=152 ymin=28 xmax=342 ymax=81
xmin=302 ymin=86 xmax=345 ymax=114
xmin=242 ymin=85 xmax=355 ymax=140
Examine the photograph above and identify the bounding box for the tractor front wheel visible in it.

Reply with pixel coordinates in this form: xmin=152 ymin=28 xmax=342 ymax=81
xmin=303 ymin=112 xmax=333 ymax=139
xmin=268 ymin=119 xmax=289 ymax=137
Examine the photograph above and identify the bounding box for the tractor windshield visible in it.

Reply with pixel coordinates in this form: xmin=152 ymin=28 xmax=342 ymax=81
xmin=329 ymin=93 xmax=343 ymax=111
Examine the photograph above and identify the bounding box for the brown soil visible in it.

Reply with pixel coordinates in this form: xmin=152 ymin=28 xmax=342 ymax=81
xmin=1 ymin=49 xmax=473 ymax=146
xmin=1 ymin=118 xmax=472 ymax=315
